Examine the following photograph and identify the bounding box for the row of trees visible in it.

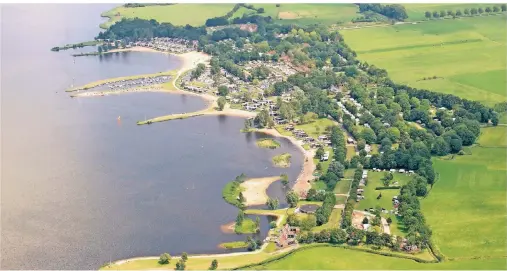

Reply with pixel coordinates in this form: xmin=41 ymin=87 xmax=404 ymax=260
xmin=96 ymin=18 xmax=207 ymax=41
xmin=424 ymin=4 xmax=506 ymax=19
xmin=340 ymin=169 xmax=363 ymax=228
xmin=314 ymin=192 xmax=337 ymax=225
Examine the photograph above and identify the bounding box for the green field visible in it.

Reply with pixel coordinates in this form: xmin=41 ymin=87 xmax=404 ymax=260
xmin=477 ymin=126 xmax=507 ymax=147
xmin=423 ymin=145 xmax=507 ymax=259
xmin=248 ymin=246 xmax=507 ymax=270
xmin=235 ymin=218 xmax=258 ymax=234
xmin=356 ymin=171 xmax=412 ymax=211
xmin=312 ymin=209 xmax=342 ymax=232
xmin=333 ymin=179 xmax=351 ymax=194
xmin=101 ymin=4 xmax=236 ymax=27
xmin=355 ymin=172 xmax=413 ymax=236
xmin=341 ymin=15 xmax=507 ymax=106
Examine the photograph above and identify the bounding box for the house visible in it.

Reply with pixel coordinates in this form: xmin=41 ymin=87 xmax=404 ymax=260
xmin=276 ymin=224 xmax=299 ymax=248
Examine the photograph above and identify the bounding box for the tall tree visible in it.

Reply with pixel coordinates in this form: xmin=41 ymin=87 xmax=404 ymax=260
xmin=286 ymin=190 xmax=299 ymax=208
xmin=209 ymin=259 xmax=218 ymax=270
xmin=217 ymin=97 xmax=226 ymax=111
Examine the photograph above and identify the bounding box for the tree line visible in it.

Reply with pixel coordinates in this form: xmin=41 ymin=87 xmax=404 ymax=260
xmin=357 ymin=3 xmax=408 ymax=21
xmin=424 ymin=4 xmax=506 ymax=19
xmin=205 ymin=4 xmax=269 ymax=27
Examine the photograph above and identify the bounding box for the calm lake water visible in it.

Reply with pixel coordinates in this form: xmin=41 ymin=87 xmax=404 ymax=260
xmin=1 ymin=4 xmax=303 ymax=269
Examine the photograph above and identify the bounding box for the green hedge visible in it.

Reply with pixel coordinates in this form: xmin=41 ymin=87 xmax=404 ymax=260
xmin=375 ymin=186 xmax=401 ymax=190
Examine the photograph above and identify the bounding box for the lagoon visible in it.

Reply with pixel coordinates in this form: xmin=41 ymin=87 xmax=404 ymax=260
xmin=1 ymin=4 xmax=303 ymax=269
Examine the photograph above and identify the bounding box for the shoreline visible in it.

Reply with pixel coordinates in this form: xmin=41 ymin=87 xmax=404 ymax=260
xmin=72 ymin=47 xmax=316 ymax=268
xmin=257 ymin=128 xmax=315 ymax=194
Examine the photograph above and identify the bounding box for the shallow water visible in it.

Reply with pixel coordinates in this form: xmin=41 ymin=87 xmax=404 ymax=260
xmin=1 ymin=4 xmax=303 ymax=269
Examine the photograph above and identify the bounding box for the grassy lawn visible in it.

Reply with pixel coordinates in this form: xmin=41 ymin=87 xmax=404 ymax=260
xmin=355 ymin=172 xmax=413 ymax=236
xmin=343 ymin=169 xmax=355 ymax=179
xmin=247 ymin=246 xmax=507 ymax=270
xmin=498 ymin=112 xmax=507 ymax=124
xmin=346 ymin=145 xmax=356 ymax=160
xmin=256 ymin=138 xmax=281 ymax=149
xmin=101 ymin=4 xmax=236 ymax=27
xmin=235 ymin=218 xmax=258 ymax=234
xmin=312 ymin=209 xmax=342 ymax=232
xmin=311 ymin=180 xmax=327 ymax=191
xmin=313 ymin=147 xmax=334 ymax=174
xmin=296 ymin=118 xmax=337 ymax=139
xmin=423 ymin=144 xmax=506 ymax=259
xmin=333 ymin=179 xmax=351 ymax=194
xmin=103 ymin=251 xmax=274 ymax=270
xmin=341 ymin=15 xmax=507 ymax=106
xmin=222 ymin=181 xmax=243 ymax=208
xmin=334 ymin=195 xmax=347 ymax=205
xmin=218 ymin=241 xmax=247 ymax=249
xmin=272 ymin=153 xmax=291 ymax=168
xmin=477 ymin=126 xmax=507 ymax=147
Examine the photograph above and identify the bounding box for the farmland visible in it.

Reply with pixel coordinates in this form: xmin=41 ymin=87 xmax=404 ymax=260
xmin=100 ymin=4 xmax=236 ymax=28
xmin=423 ymin=144 xmax=506 ymax=259
xmin=101 ymin=3 xmax=361 ymax=28
xmin=341 ymin=15 xmax=507 ymax=106
xmin=247 ymin=246 xmax=507 ymax=270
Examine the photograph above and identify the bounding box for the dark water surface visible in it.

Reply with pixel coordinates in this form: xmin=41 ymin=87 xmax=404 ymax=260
xmin=1 ymin=4 xmax=303 ymax=270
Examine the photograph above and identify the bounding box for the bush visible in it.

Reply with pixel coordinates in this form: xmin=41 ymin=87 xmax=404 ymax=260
xmin=159 ymin=253 xmax=171 ymax=264
xmin=269 ymin=221 xmax=277 ymax=228
xmin=375 ymin=186 xmax=401 ymax=190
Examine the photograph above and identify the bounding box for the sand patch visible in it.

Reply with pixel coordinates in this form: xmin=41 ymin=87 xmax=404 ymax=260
xmin=220 ymin=221 xmax=236 ymax=234
xmin=240 ymin=176 xmax=281 ymax=206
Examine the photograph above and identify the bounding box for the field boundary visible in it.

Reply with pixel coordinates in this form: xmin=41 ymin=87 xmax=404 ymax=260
xmin=356 ymin=39 xmax=483 ymax=54
xmin=232 ymin=243 xmax=439 ymax=270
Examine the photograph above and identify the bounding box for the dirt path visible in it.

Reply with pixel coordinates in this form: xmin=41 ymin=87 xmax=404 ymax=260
xmin=381 ymin=217 xmax=391 ymax=235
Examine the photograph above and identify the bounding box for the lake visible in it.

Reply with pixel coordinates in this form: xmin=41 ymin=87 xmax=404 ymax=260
xmin=1 ymin=4 xmax=304 ymax=269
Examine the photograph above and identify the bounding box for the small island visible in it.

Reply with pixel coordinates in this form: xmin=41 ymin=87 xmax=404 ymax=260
xmin=272 ymin=153 xmax=291 ymax=168
xmin=256 ymin=138 xmax=281 ymax=149
xmin=218 ymin=241 xmax=248 ymax=249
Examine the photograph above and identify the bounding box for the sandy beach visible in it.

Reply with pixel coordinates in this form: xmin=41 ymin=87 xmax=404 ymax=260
xmin=240 ymin=176 xmax=281 ymax=206
xmin=257 ymin=128 xmax=316 ymax=195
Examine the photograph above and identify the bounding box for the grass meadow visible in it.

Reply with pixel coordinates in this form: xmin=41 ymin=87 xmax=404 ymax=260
xmin=249 ymin=246 xmax=507 ymax=270
xmin=423 ymin=139 xmax=506 ymax=259
xmin=341 ymin=15 xmax=507 ymax=106
xmin=477 ymin=126 xmax=507 ymax=148
xmin=101 ymin=4 xmax=236 ymax=27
